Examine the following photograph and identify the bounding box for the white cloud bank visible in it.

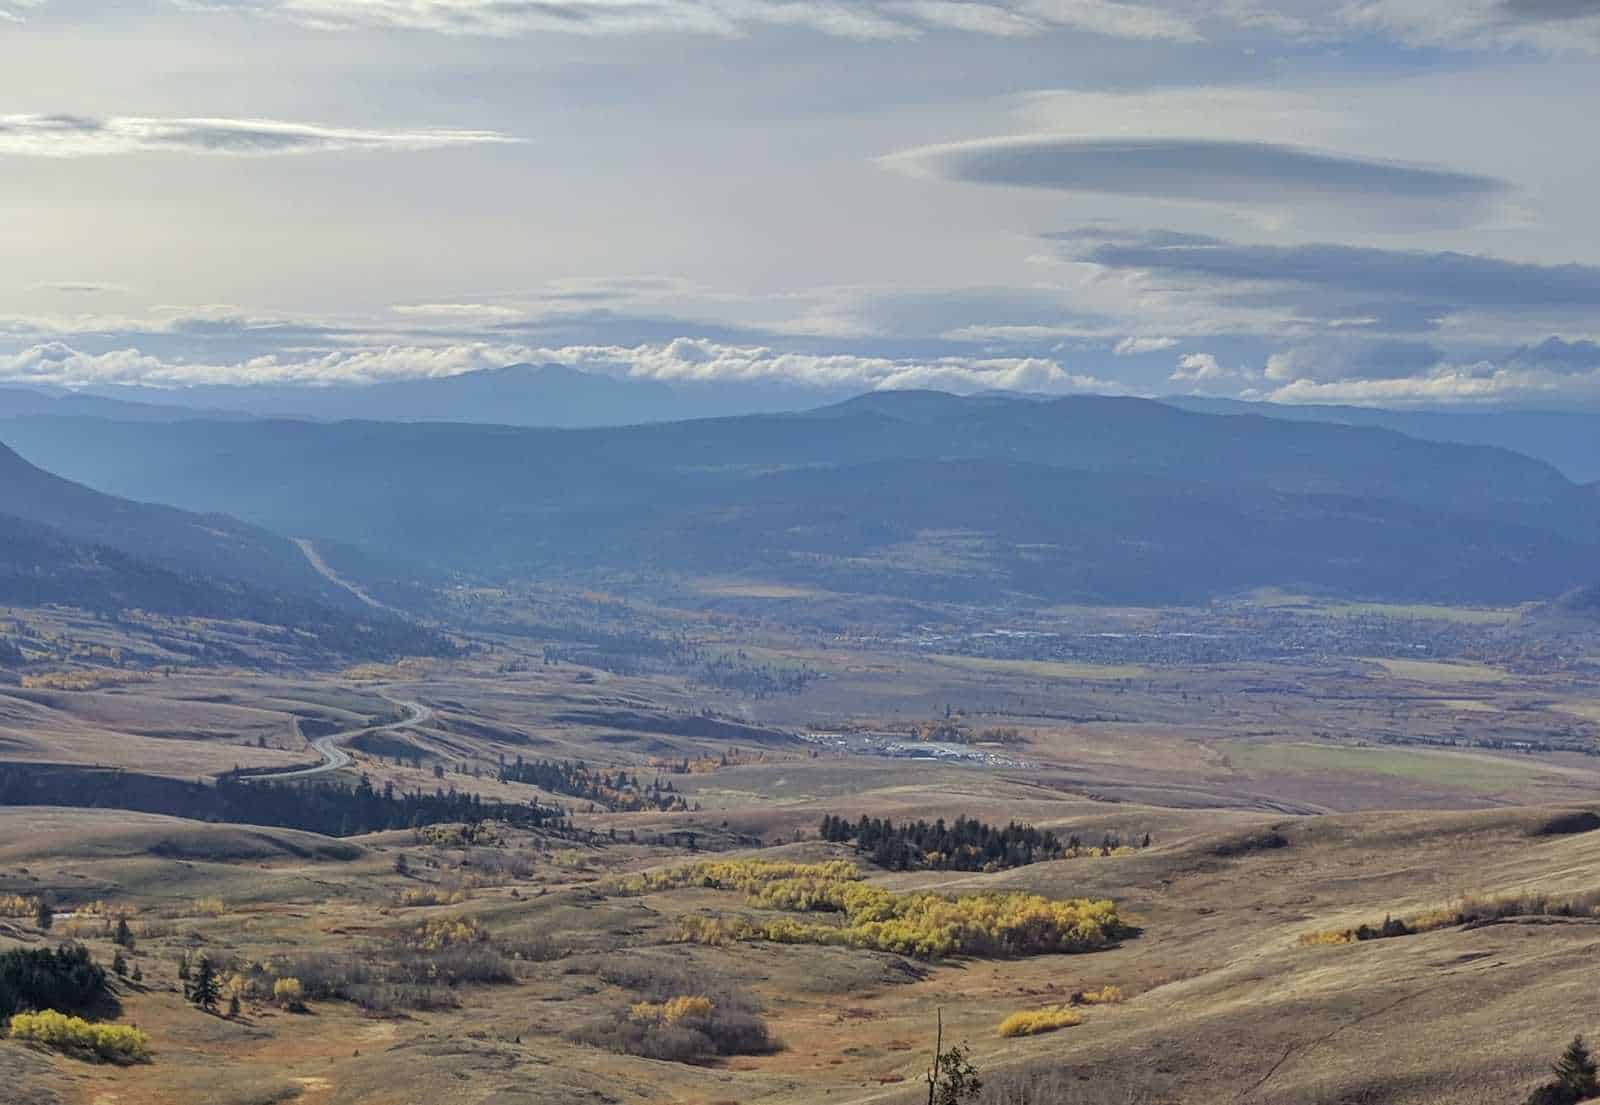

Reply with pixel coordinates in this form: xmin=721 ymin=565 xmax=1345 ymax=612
xmin=0 ymin=336 xmax=1129 ymax=396
xmin=0 ymin=115 xmax=520 ymax=158
xmin=171 ymin=0 xmax=1203 ymax=40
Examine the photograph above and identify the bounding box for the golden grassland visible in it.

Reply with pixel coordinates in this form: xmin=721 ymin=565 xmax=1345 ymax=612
xmin=1245 ymin=589 xmax=1523 ymax=625
xmin=927 ymin=654 xmax=1148 ymax=681
xmin=1300 ymin=889 xmax=1600 ymax=946
xmin=1363 ymin=657 xmax=1514 ymax=684
xmin=1219 ymin=740 xmax=1555 ymax=793
xmin=8 ymin=622 xmax=1600 ymax=1105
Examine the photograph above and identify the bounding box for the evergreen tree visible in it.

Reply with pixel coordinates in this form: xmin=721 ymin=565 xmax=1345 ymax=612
xmin=1556 ymin=1036 xmax=1598 ymax=1100
xmin=189 ymin=955 xmax=220 ymax=1011
xmin=112 ymin=949 xmax=127 ymax=977
xmin=227 ymin=992 xmax=241 ymax=1019
xmin=114 ymin=915 xmax=135 ymax=950
xmin=34 ymin=899 xmax=52 ymax=931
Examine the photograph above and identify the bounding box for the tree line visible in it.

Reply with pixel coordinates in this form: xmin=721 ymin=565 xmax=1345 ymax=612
xmin=496 ymin=756 xmax=687 ymax=813
xmin=0 ymin=764 xmax=559 ymax=838
xmin=819 ymin=814 xmax=1068 ymax=872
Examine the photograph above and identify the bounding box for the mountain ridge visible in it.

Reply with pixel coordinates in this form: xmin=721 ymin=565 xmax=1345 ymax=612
xmin=2 ymin=391 xmax=1594 ymax=605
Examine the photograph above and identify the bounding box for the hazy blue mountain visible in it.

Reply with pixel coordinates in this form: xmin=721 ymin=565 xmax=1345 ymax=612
xmin=73 ymin=364 xmax=860 ymax=427
xmin=4 ymin=393 xmax=1596 ymax=605
xmin=0 ymin=385 xmax=252 ymax=423
xmin=0 ymin=439 xmax=335 ymax=601
xmin=0 ymin=445 xmax=449 ymax=657
xmin=1163 ymin=396 xmax=1600 ymax=483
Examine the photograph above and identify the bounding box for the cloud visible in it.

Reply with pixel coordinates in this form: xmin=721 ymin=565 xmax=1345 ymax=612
xmin=29 ymin=281 xmax=131 ymax=295
xmin=1058 ymin=229 xmax=1600 ymax=329
xmin=0 ymin=340 xmax=547 ymax=388
xmin=537 ymin=336 xmax=1128 ymax=393
xmin=0 ymin=332 xmax=1132 ymax=397
xmin=0 ymin=115 xmax=520 ymax=157
xmin=186 ymin=0 xmax=911 ymax=39
xmin=1170 ymin=351 xmax=1236 ymax=382
xmin=1007 ymin=0 xmax=1199 ymax=39
xmin=1496 ymin=0 xmax=1600 ymax=21
xmin=1339 ymin=0 xmax=1600 ymax=50
xmin=391 ymin=303 xmax=531 ymax=322
xmin=171 ymin=0 xmax=1202 ymax=40
xmin=1262 ymin=362 xmax=1600 ymax=407
xmin=891 ymin=0 xmax=1043 ymax=36
xmin=1512 ymin=336 xmax=1600 ymax=372
xmin=1262 ymin=340 xmax=1447 ymax=382
xmin=1113 ymin=335 xmax=1177 ymax=355
xmin=1251 ymin=333 xmax=1600 ymax=406
xmin=887 ymin=137 xmax=1506 ymax=227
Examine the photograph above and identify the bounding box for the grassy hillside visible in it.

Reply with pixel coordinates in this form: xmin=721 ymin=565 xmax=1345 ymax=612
xmin=0 ymin=441 xmax=335 ymax=601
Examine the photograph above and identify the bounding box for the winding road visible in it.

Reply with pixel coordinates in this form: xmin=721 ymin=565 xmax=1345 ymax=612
xmin=292 ymin=537 xmax=398 ymax=614
xmin=251 ymin=694 xmax=433 ymax=782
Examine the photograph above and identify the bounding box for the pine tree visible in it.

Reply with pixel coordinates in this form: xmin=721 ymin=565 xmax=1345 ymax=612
xmin=114 ymin=916 xmax=135 ymax=950
xmin=34 ymin=899 xmax=52 ymax=931
xmin=112 ymin=949 xmax=128 ymax=977
xmin=227 ymin=992 xmax=242 ymax=1019
xmin=189 ymin=955 xmax=220 ymax=1011
xmin=1555 ymin=1036 xmax=1598 ymax=1100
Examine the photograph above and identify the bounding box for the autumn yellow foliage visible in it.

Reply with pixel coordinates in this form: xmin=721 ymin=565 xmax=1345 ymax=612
xmin=190 ymin=897 xmax=226 ymax=917
xmin=273 ymin=977 xmax=306 ymax=1011
xmin=630 ymin=996 xmax=715 ymax=1024
xmin=677 ymin=886 xmax=1128 ymax=960
xmin=8 ymin=1011 xmax=151 ymax=1063
xmin=608 ymin=859 xmax=862 ymax=897
xmin=405 ymin=916 xmax=487 ymax=951
xmin=1076 ymin=985 xmax=1124 ymax=1005
xmin=0 ymin=894 xmax=40 ymax=918
xmin=20 ymin=669 xmax=149 ymax=692
xmin=996 ymin=1006 xmax=1083 ymax=1037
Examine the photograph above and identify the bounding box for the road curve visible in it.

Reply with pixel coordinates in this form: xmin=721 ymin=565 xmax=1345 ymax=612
xmin=251 ymin=694 xmax=432 ymax=782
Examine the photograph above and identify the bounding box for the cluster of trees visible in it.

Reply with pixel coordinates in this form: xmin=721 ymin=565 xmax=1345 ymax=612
xmin=818 ymin=814 xmax=1069 ymax=872
xmin=6 ymin=1010 xmax=150 ymax=1063
xmin=637 ymin=858 xmax=1132 ymax=961
xmin=1526 ymin=1036 xmax=1599 ymax=1105
xmin=0 ymin=943 xmax=107 ymax=1020
xmin=0 ymin=763 xmax=559 ymax=838
xmin=690 ymin=651 xmax=818 ymax=699
xmin=497 ymin=756 xmax=686 ymax=813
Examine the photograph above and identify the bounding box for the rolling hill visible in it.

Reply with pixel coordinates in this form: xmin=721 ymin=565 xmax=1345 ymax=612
xmin=0 ymin=443 xmax=451 ymax=660
xmin=2 ymin=394 xmax=1596 ymax=605
xmin=0 ymin=440 xmax=337 ymax=601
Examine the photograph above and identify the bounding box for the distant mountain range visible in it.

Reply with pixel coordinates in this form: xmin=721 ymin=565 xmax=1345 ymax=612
xmin=17 ymin=364 xmax=859 ymax=428
xmin=9 ymin=365 xmax=1596 ymax=483
xmin=4 ymin=391 xmax=1596 ymax=606
xmin=1164 ymin=396 xmax=1600 ymax=484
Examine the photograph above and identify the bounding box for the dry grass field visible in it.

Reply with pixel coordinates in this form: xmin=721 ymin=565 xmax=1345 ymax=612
xmin=4 ymin=604 xmax=1600 ymax=1105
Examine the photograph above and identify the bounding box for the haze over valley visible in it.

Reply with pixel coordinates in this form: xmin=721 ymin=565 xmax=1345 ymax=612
xmin=3 ymin=2 xmax=1600 ymax=1104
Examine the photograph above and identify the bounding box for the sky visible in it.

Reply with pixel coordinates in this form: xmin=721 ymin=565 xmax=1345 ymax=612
xmin=2 ymin=0 xmax=1598 ymax=408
